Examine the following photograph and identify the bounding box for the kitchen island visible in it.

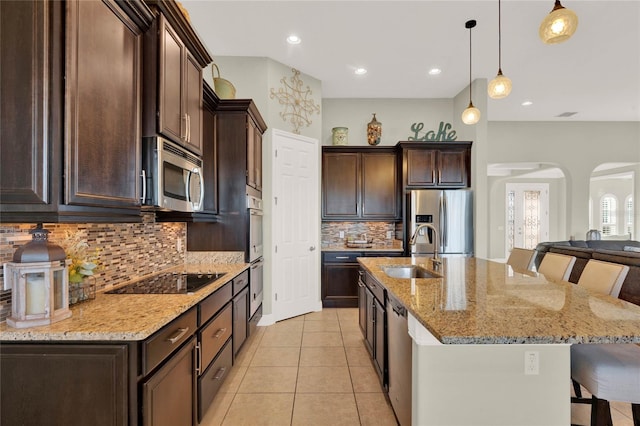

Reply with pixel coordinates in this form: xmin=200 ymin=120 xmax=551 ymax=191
xmin=358 ymin=256 xmax=640 ymax=426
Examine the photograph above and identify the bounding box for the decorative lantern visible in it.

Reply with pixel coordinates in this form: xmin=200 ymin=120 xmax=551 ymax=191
xmin=3 ymin=224 xmax=71 ymax=328
xmin=367 ymin=113 xmax=382 ymax=145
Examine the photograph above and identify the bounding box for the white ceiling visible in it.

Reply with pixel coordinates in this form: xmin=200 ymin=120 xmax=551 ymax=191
xmin=181 ymin=1 xmax=640 ymax=122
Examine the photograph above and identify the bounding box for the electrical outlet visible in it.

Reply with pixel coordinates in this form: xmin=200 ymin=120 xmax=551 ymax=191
xmin=524 ymin=351 xmax=540 ymax=375
xmin=339 ymin=231 xmax=345 ymax=238
xmin=386 ymin=231 xmax=393 ymax=239
xmin=177 ymin=239 xmax=183 ymax=253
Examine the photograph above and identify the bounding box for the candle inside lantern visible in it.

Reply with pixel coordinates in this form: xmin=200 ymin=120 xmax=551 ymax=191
xmin=26 ymin=273 xmax=46 ymax=315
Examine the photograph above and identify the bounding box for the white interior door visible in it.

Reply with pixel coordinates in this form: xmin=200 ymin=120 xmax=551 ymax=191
xmin=272 ymin=129 xmax=321 ymax=321
xmin=505 ymin=183 xmax=550 ymax=257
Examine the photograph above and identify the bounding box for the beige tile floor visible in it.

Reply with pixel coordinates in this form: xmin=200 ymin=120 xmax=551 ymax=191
xmin=199 ymin=307 xmax=637 ymax=426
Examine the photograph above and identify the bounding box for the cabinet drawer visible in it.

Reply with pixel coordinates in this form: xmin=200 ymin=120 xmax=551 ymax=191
xmin=323 ymin=252 xmax=362 ymax=263
xmin=365 ymin=272 xmax=385 ymax=303
xmin=363 ymin=251 xmax=404 ymax=257
xmin=200 ymin=282 xmax=232 ymax=326
xmin=143 ymin=307 xmax=197 ymax=376
xmin=233 ymin=270 xmax=249 ymax=295
xmin=198 ymin=339 xmax=233 ymax=422
xmin=199 ymin=303 xmax=232 ymax=370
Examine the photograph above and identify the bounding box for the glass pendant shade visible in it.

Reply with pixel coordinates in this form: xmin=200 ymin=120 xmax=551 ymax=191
xmin=539 ymin=1 xmax=578 ymax=44
xmin=488 ymin=70 xmax=512 ymax=99
xmin=462 ymin=102 xmax=481 ymax=125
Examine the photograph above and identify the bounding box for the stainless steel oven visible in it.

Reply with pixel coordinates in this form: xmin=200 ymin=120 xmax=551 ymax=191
xmin=247 ymin=195 xmax=263 ymax=262
xmin=249 ymin=258 xmax=263 ymax=318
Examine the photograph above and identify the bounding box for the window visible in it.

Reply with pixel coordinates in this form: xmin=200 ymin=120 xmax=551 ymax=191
xmin=626 ymin=196 xmax=634 ymax=236
xmin=600 ymin=195 xmax=617 ymax=236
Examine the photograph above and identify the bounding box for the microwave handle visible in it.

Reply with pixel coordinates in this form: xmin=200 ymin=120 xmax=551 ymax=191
xmin=140 ymin=169 xmax=147 ymax=204
xmin=187 ymin=168 xmax=204 ymax=211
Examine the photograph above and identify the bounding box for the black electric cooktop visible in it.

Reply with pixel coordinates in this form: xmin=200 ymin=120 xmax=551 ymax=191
xmin=106 ymin=272 xmax=226 ymax=294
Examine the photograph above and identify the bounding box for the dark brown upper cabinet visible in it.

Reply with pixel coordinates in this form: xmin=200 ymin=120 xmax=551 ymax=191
xmin=142 ymin=2 xmax=212 ymax=155
xmin=398 ymin=141 xmax=472 ymax=189
xmin=0 ymin=0 xmax=153 ymax=223
xmin=322 ymin=147 xmax=400 ymax=221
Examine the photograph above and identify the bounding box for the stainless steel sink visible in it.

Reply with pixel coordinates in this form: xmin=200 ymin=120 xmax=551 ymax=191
xmin=382 ymin=265 xmax=440 ymax=279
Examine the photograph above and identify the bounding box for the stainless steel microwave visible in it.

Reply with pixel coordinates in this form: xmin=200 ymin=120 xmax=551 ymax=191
xmin=142 ymin=137 xmax=204 ymax=212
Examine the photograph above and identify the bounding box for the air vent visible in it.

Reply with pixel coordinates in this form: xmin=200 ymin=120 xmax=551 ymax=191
xmin=556 ymin=112 xmax=578 ymax=118
xmin=163 ymin=143 xmax=202 ymax=166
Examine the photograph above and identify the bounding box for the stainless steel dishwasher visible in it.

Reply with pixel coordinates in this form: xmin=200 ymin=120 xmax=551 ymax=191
xmin=386 ymin=292 xmax=412 ymax=426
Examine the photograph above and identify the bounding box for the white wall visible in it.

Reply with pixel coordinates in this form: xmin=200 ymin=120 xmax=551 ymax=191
xmin=487 ymin=122 xmax=640 ymax=244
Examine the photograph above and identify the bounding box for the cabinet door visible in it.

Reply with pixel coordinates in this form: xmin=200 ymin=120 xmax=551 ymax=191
xmin=406 ymin=149 xmax=437 ymax=187
xmin=0 ymin=0 xmax=56 ymax=208
xmin=361 ymin=151 xmax=399 ymax=219
xmin=254 ymin=126 xmax=263 ymax=191
xmin=143 ymin=337 xmax=196 ymax=426
xmin=1 ymin=344 xmax=129 ymax=426
xmin=437 ymin=149 xmax=468 ymax=187
xmin=365 ymin=288 xmax=375 ymax=356
xmin=158 ymin=16 xmax=184 ymax=144
xmin=66 ymin=0 xmax=142 ymax=208
xmin=358 ymin=272 xmax=367 ymax=333
xmin=184 ymin=51 xmax=203 ymax=155
xmin=247 ymin=119 xmax=257 ymax=189
xmin=322 ymin=152 xmax=359 ymax=219
xmin=233 ymin=286 xmax=249 ymax=356
xmin=322 ymin=261 xmax=360 ymax=308
xmin=374 ymin=297 xmax=385 ymax=382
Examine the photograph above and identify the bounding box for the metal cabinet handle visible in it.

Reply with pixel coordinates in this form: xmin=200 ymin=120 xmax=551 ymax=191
xmin=166 ymin=327 xmax=189 ymax=344
xmin=213 ymin=328 xmax=227 ymax=339
xmin=181 ymin=114 xmax=188 ymax=141
xmin=195 ymin=342 xmax=202 ymax=375
xmin=213 ymin=367 xmax=227 ymax=381
xmin=187 ymin=114 xmax=191 ymax=143
xmin=140 ymin=170 xmax=147 ymax=204
xmin=335 ymin=256 xmax=349 ymax=259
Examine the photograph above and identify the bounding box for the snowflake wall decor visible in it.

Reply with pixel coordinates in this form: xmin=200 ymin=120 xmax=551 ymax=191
xmin=270 ymin=68 xmax=320 ymax=134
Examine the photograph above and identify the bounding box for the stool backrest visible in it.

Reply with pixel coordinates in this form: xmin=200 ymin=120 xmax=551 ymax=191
xmin=577 ymin=259 xmax=630 ymax=298
xmin=507 ymin=248 xmax=536 ymax=272
xmin=538 ymin=252 xmax=576 ymax=283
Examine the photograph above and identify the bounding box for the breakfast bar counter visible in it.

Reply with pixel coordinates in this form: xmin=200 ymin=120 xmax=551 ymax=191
xmin=0 ymin=262 xmax=249 ymax=342
xmin=358 ymin=256 xmax=640 ymax=345
xmin=358 ymin=256 xmax=640 ymax=426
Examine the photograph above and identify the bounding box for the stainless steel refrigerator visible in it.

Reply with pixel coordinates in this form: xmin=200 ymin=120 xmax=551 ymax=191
xmin=408 ymin=189 xmax=474 ymax=256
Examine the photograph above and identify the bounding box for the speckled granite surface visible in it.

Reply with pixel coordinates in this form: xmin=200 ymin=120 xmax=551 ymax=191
xmin=0 ymin=262 xmax=249 ymax=342
xmin=358 ymin=256 xmax=640 ymax=345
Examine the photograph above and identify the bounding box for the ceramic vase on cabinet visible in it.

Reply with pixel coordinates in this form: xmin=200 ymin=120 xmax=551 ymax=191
xmin=332 ymin=127 xmax=348 ymax=145
xmin=367 ymin=113 xmax=381 ymax=145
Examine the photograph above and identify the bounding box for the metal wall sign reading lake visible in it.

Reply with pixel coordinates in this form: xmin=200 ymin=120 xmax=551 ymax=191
xmin=106 ymin=272 xmax=226 ymax=294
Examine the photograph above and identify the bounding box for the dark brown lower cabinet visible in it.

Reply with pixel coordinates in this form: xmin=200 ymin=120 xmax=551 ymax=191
xmin=0 ymin=343 xmax=130 ymax=426
xmin=143 ymin=337 xmax=196 ymax=426
xmin=198 ymin=339 xmax=233 ymax=421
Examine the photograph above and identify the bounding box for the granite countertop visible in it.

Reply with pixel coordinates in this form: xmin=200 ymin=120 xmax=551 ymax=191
xmin=358 ymin=256 xmax=640 ymax=345
xmin=0 ymin=262 xmax=249 ymax=342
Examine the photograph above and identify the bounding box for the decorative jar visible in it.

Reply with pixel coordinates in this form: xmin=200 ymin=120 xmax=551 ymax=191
xmin=332 ymin=127 xmax=348 ymax=145
xmin=367 ymin=113 xmax=382 ymax=145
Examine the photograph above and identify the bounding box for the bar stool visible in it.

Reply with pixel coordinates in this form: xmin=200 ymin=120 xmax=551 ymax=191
xmin=506 ymin=248 xmax=536 ymax=273
xmin=570 ymin=259 xmax=635 ymax=426
xmin=537 ymin=252 xmax=576 ymax=283
xmin=571 ymin=344 xmax=640 ymax=426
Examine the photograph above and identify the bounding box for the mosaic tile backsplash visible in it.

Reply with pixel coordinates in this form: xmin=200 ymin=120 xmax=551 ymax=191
xmin=321 ymin=222 xmax=398 ymax=246
xmin=0 ymin=213 xmax=186 ymax=321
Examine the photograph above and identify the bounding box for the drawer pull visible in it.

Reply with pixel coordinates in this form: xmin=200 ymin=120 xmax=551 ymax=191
xmin=335 ymin=256 xmax=350 ymax=259
xmin=166 ymin=327 xmax=189 ymax=344
xmin=213 ymin=367 xmax=227 ymax=381
xmin=213 ymin=328 xmax=227 ymax=339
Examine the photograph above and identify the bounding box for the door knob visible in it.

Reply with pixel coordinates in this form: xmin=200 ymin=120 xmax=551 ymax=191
xmin=309 ymin=246 xmax=316 ymax=251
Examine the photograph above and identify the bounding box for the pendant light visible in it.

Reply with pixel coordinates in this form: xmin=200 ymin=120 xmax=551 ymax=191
xmin=462 ymin=19 xmax=480 ymax=125
xmin=488 ymin=0 xmax=512 ymax=99
xmin=539 ymin=0 xmax=578 ymax=44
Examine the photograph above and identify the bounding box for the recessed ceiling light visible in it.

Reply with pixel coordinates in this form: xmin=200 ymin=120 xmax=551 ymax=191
xmin=286 ymin=35 xmax=301 ymax=45
xmin=521 ymin=101 xmax=533 ymax=106
xmin=354 ymin=68 xmax=367 ymax=75
xmin=428 ymin=68 xmax=442 ymax=76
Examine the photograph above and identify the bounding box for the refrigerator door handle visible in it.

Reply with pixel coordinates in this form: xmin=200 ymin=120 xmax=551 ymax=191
xmin=440 ymin=192 xmax=447 ymax=251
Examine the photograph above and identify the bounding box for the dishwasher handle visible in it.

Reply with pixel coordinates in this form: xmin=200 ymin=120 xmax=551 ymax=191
xmin=390 ymin=300 xmax=407 ymax=317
